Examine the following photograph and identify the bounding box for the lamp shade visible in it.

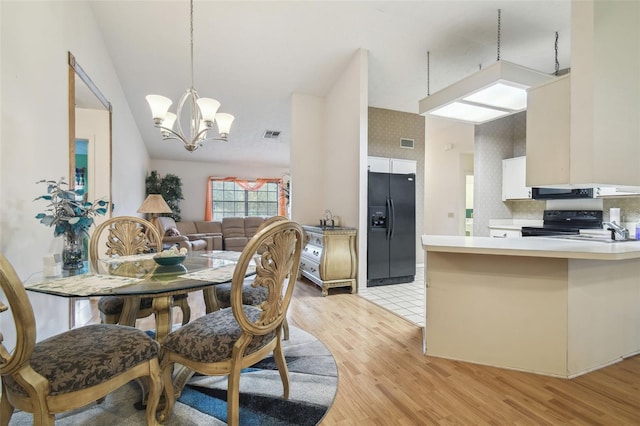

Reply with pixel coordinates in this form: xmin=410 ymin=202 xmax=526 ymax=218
xmin=137 ymin=194 xmax=172 ymax=214
xmin=215 ymin=113 xmax=235 ymax=136
xmin=145 ymin=95 xmax=172 ymax=121
xmin=196 ymin=98 xmax=221 ymax=122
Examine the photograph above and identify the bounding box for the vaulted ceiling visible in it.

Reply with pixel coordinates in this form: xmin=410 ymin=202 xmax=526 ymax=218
xmin=90 ymin=1 xmax=571 ymax=168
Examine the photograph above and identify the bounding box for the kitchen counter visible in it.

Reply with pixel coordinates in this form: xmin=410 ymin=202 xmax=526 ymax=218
xmin=421 ymin=235 xmax=640 ymax=378
xmin=423 ymin=235 xmax=640 ymax=260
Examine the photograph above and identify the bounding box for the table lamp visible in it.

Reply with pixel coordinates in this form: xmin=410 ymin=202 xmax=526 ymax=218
xmin=137 ymin=194 xmax=173 ymax=236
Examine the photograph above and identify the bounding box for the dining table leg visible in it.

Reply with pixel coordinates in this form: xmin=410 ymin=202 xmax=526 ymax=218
xmin=119 ymin=296 xmax=141 ymax=327
xmin=152 ymin=295 xmax=173 ymax=343
xmin=202 ymin=287 xmax=221 ymax=313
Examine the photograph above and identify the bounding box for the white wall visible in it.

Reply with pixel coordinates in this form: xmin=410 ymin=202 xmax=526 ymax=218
xmin=1 ymin=1 xmax=149 ymax=341
xmin=290 ymin=94 xmax=326 ymax=225
xmin=290 ymin=49 xmax=368 ymax=289
xmin=149 ymin=159 xmax=288 ymax=221
xmin=424 ymin=117 xmax=475 ymax=236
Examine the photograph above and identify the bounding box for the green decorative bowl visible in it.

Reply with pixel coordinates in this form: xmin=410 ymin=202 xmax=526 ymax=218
xmin=153 ymin=255 xmax=186 ymax=266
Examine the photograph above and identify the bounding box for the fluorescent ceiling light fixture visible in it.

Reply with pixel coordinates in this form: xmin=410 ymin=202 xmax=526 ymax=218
xmin=419 ymin=61 xmax=555 ymax=125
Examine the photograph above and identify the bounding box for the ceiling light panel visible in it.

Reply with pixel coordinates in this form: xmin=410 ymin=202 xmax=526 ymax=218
xmin=429 ymin=102 xmax=511 ymax=124
xmin=462 ymin=82 xmax=528 ymax=111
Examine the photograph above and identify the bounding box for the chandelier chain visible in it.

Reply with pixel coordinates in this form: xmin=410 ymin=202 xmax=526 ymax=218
xmin=190 ymin=0 xmax=194 ymax=89
xmin=426 ymin=51 xmax=430 ymax=96
xmin=554 ymin=31 xmax=559 ymax=76
xmin=496 ymin=9 xmax=501 ymax=62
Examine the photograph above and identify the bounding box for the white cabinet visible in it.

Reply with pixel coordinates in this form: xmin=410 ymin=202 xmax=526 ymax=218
xmin=489 ymin=228 xmax=522 ymax=238
xmin=502 ymin=156 xmax=531 ymax=201
xmin=526 ymin=75 xmax=571 ymax=187
xmin=368 ymin=156 xmax=416 ymax=174
xmin=527 ymin=1 xmax=640 ymax=188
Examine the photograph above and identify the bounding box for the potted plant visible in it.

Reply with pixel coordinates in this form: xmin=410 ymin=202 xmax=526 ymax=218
xmin=145 ymin=171 xmax=184 ymax=222
xmin=34 ymin=178 xmax=109 ymax=270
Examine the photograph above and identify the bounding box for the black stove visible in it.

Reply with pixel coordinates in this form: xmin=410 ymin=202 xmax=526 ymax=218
xmin=521 ymin=210 xmax=603 ymax=237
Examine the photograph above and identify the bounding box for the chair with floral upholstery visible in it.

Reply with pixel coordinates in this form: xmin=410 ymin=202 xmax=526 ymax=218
xmin=0 ymin=253 xmax=162 ymax=425
xmin=89 ymin=216 xmax=190 ymax=326
xmin=210 ymin=216 xmax=291 ymax=339
xmin=155 ymin=219 xmax=303 ymax=426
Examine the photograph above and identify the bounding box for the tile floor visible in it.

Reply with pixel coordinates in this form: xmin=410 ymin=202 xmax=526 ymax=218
xmin=358 ymin=266 xmax=425 ymax=327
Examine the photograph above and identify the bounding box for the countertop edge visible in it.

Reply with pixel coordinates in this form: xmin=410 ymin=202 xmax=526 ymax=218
xmin=421 ymin=235 xmax=640 ymax=261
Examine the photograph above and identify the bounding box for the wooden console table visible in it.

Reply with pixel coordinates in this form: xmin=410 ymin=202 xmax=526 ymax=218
xmin=300 ymin=225 xmax=357 ymax=296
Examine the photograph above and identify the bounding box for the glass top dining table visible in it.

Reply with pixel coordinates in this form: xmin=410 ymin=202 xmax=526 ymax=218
xmin=25 ymin=250 xmax=252 ymax=342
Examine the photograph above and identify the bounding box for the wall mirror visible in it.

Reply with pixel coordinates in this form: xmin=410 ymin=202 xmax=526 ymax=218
xmin=68 ymin=51 xmax=112 ymax=217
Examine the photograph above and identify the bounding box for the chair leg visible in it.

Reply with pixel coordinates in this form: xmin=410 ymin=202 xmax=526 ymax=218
xmin=227 ymin=364 xmax=243 ymax=426
xmin=0 ymin=383 xmax=15 ymax=426
xmin=157 ymin=361 xmax=177 ymax=423
xmin=145 ymin=359 xmax=162 ymax=426
xmin=283 ymin=318 xmax=290 ymax=340
xmin=273 ymin=337 xmax=290 ymax=399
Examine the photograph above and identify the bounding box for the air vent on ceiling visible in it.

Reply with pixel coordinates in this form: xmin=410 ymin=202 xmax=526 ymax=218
xmin=400 ymin=138 xmax=414 ymax=149
xmin=263 ymin=130 xmax=281 ymax=139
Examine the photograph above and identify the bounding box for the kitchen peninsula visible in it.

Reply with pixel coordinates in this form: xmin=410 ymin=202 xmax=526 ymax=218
xmin=421 ymin=235 xmax=640 ymax=378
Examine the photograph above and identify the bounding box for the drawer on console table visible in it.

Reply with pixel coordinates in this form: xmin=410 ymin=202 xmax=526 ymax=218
xmin=302 ymin=242 xmax=323 ymax=263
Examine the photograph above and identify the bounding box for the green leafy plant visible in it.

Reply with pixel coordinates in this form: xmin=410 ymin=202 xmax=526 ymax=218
xmin=145 ymin=171 xmax=184 ymax=221
xmin=34 ymin=178 xmax=109 ymax=237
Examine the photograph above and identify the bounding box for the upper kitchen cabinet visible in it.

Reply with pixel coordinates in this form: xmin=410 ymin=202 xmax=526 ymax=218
xmin=526 ymin=0 xmax=640 ymax=188
xmin=502 ymin=156 xmax=531 ymax=201
xmin=368 ymin=156 xmax=417 ymax=174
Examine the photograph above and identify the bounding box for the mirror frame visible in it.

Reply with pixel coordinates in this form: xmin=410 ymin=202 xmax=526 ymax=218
xmin=68 ymin=51 xmax=112 ymax=205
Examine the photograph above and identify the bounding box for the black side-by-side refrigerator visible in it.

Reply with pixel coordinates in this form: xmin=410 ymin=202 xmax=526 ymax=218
xmin=367 ymin=171 xmax=416 ymax=286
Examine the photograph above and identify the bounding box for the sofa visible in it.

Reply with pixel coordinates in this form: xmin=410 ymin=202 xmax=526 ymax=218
xmin=156 ymin=216 xmax=211 ymax=252
xmin=158 ymin=216 xmax=267 ymax=252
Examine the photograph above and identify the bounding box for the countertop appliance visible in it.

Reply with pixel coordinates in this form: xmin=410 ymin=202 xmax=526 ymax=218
xmin=531 ymin=187 xmax=595 ymax=200
xmin=367 ymin=171 xmax=415 ymax=286
xmin=521 ymin=210 xmax=603 ymax=236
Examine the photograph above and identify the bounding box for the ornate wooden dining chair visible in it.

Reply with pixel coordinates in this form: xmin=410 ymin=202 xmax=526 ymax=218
xmin=0 ymin=253 xmax=162 ymax=425
xmin=156 ymin=219 xmax=304 ymax=426
xmin=89 ymin=216 xmax=190 ymax=326
xmin=211 ymin=215 xmax=291 ymax=339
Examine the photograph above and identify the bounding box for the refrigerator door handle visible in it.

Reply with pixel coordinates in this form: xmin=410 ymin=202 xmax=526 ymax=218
xmin=389 ymin=197 xmax=395 ymax=239
xmin=385 ymin=197 xmax=392 ymax=240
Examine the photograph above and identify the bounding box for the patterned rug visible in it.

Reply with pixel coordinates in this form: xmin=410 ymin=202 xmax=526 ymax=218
xmin=8 ymin=326 xmax=338 ymax=425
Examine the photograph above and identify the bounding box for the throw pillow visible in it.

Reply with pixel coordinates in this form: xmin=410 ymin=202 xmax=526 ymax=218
xmin=167 ymin=227 xmax=181 ymax=237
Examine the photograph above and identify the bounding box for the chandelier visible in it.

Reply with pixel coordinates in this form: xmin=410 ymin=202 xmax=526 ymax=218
xmin=146 ymin=0 xmax=234 ymax=152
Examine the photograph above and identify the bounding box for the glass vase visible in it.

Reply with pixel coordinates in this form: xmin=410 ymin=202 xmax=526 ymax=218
xmin=62 ymin=231 xmax=84 ymax=271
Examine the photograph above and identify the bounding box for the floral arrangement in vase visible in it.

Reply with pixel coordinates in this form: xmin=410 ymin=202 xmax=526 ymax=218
xmin=34 ymin=178 xmax=109 ymax=270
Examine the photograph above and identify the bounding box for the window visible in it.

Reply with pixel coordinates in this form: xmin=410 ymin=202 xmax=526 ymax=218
xmin=209 ymin=179 xmax=281 ymax=221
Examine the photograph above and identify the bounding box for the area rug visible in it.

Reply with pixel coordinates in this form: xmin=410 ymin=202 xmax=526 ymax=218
xmin=7 ymin=326 xmax=338 ymax=425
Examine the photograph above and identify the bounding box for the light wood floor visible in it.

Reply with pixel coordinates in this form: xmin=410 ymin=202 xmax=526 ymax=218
xmin=86 ymin=279 xmax=640 ymax=425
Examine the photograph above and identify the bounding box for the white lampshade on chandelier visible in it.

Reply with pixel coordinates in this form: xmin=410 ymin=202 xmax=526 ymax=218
xmin=146 ymin=0 xmax=234 ymax=152
xmin=419 ymin=10 xmax=555 ymax=125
